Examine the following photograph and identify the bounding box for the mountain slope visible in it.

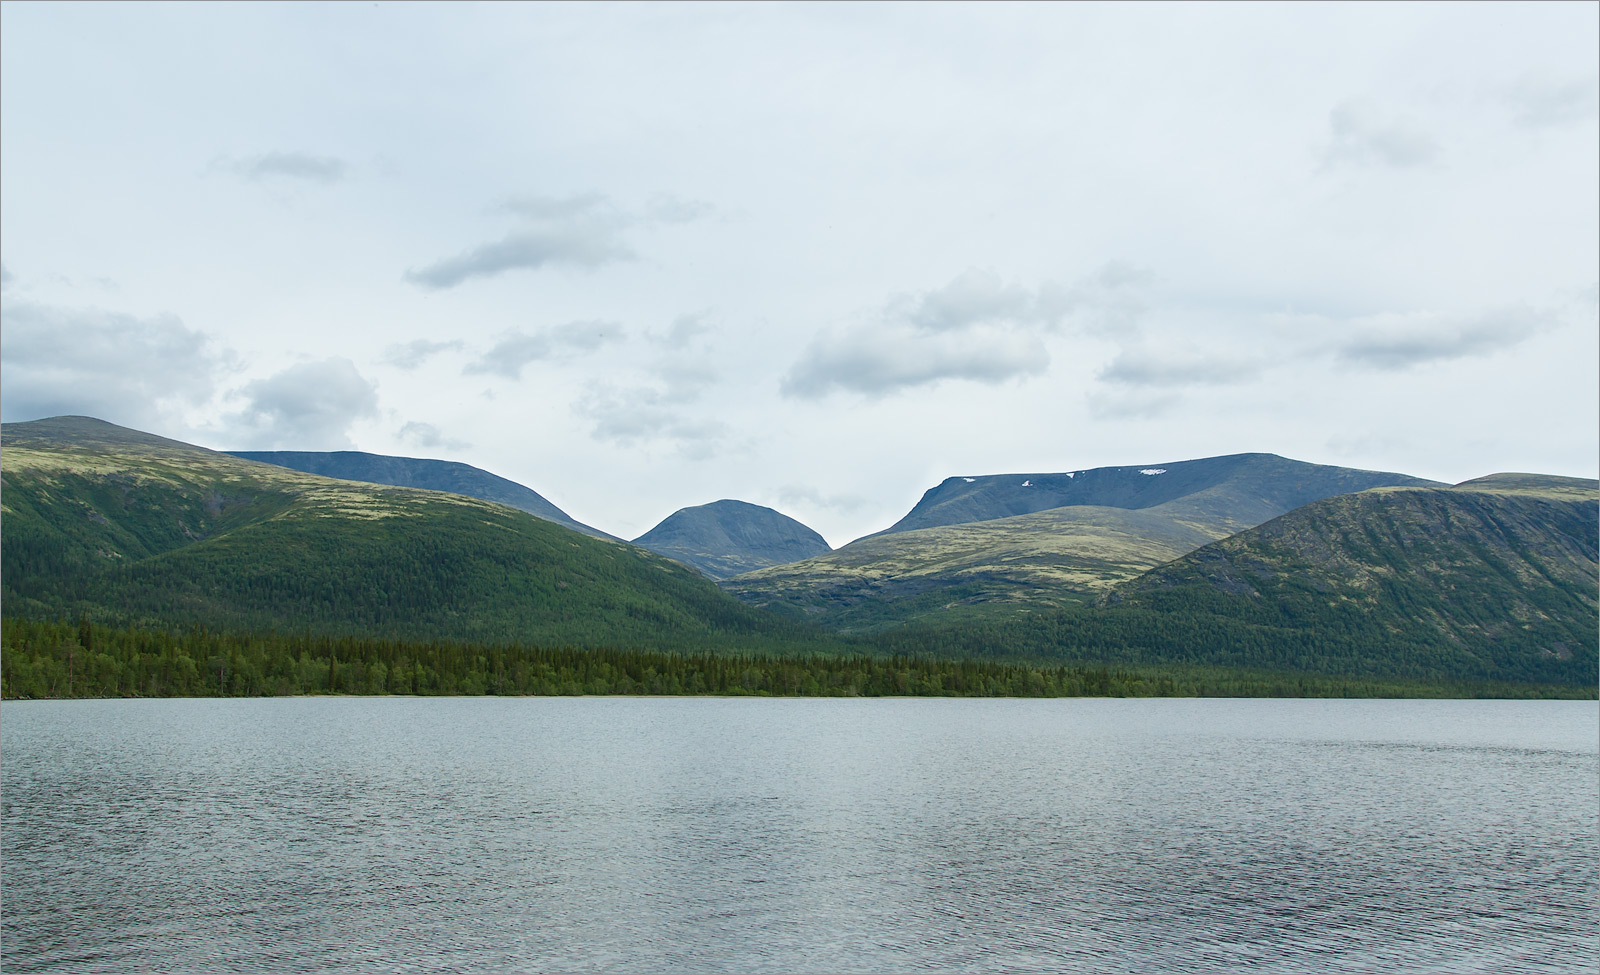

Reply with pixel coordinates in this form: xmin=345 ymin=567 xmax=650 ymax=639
xmin=728 ymin=453 xmax=1439 ymax=629
xmin=1 ymin=417 xmax=817 ymax=649
xmin=865 ymin=475 xmax=1598 ymax=688
xmin=632 ymin=500 xmax=831 ymax=580
xmin=227 ymin=449 xmax=614 ymax=539
xmin=1104 ymin=475 xmax=1599 ymax=680
xmin=877 ymin=453 xmax=1438 ymax=535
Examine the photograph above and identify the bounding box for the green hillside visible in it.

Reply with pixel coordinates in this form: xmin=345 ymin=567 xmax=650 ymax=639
xmin=867 ymin=476 xmax=1597 ymax=688
xmin=227 ymin=449 xmax=617 ymax=539
xmin=0 ymin=417 xmax=822 ymax=650
xmin=726 ymin=454 xmax=1440 ymax=630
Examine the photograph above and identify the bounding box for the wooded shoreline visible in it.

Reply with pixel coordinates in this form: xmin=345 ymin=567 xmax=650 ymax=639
xmin=4 ymin=617 xmax=1589 ymax=702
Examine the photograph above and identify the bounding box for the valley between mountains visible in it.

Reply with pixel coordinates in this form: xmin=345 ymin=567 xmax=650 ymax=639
xmin=2 ymin=415 xmax=1595 ymax=697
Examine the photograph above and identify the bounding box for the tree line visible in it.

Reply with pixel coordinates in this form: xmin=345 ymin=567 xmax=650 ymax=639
xmin=4 ymin=617 xmax=1588 ymax=701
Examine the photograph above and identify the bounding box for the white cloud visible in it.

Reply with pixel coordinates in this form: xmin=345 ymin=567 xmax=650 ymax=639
xmin=224 ymin=358 xmax=379 ymax=449
xmin=0 ymin=299 xmax=232 ymax=428
xmin=778 ymin=266 xmax=1151 ymax=399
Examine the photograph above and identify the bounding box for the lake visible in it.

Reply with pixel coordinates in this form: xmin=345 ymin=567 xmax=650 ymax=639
xmin=2 ymin=697 xmax=1595 ymax=973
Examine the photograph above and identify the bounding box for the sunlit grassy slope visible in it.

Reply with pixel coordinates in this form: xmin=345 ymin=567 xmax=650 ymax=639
xmin=726 ymin=453 xmax=1440 ymax=630
xmin=1 ymin=417 xmax=822 ymax=650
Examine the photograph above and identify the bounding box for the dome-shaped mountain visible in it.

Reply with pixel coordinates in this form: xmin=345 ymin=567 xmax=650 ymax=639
xmin=632 ymin=500 xmax=831 ymax=580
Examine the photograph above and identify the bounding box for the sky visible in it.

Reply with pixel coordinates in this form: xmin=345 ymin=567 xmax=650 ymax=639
xmin=2 ymin=2 xmax=1596 ymax=545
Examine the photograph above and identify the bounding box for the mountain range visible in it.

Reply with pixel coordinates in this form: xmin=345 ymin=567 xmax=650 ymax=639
xmin=1 ymin=417 xmax=812 ymax=650
xmin=3 ymin=416 xmax=1594 ymax=690
xmin=725 ymin=453 xmax=1438 ymax=629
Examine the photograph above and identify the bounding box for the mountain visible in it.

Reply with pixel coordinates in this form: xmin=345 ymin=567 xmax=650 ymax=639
xmin=867 ymin=474 xmax=1598 ymax=688
xmin=227 ymin=449 xmax=615 ymax=540
xmin=632 ymin=500 xmax=831 ymax=580
xmin=0 ymin=417 xmax=817 ymax=650
xmin=876 ymin=452 xmax=1439 ymax=535
xmin=727 ymin=453 xmax=1439 ymax=629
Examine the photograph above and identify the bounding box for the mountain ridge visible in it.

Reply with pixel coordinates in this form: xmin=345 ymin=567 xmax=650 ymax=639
xmin=632 ymin=499 xmax=832 ymax=580
xmin=226 ymin=449 xmax=615 ymax=540
xmin=726 ymin=453 xmax=1443 ymax=629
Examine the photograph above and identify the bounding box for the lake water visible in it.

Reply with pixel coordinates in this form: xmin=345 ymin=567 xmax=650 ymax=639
xmin=2 ymin=697 xmax=1596 ymax=973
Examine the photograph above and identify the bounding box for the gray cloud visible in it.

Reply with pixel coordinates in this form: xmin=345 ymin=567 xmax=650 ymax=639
xmin=780 ymin=326 xmax=1048 ymax=399
xmin=1504 ymin=75 xmax=1599 ymax=129
xmin=0 ymin=263 xmax=12 ymax=288
xmin=0 ymin=299 xmax=229 ymax=428
xmin=227 ymin=358 xmax=378 ymax=449
xmin=399 ymin=421 xmax=470 ymax=452
xmin=575 ymin=383 xmax=729 ymax=457
xmin=652 ymin=312 xmax=714 ymax=350
xmin=229 ymin=151 xmax=348 ymax=183
xmin=900 ymin=269 xmax=1040 ymax=333
xmin=1098 ymin=347 xmax=1261 ymax=387
xmin=405 ymin=192 xmax=710 ymax=290
xmin=462 ymin=321 xmax=625 ymax=380
xmin=777 ymin=265 xmax=1156 ymax=400
xmin=404 ymin=228 xmax=634 ymax=289
xmin=1332 ymin=307 xmax=1546 ymax=371
xmin=380 ymin=338 xmax=465 ymax=369
xmin=1321 ymin=100 xmax=1438 ymax=169
xmin=892 ymin=265 xmax=1154 ymax=336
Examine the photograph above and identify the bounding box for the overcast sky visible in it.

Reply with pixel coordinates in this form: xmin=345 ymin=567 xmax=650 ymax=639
xmin=3 ymin=2 xmax=1596 ymax=544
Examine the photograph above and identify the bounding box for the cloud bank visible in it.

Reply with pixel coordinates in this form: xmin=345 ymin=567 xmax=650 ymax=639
xmin=0 ymin=300 xmax=230 ymax=429
xmin=463 ymin=321 xmax=625 ymax=380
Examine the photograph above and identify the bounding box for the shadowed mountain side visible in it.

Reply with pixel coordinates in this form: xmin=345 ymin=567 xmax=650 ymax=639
xmin=879 ymin=453 xmax=1439 ymax=536
xmin=1108 ymin=477 xmax=1599 ymax=677
xmin=1 ymin=417 xmax=819 ymax=649
xmin=632 ymin=500 xmax=832 ymax=580
xmin=859 ymin=476 xmax=1597 ymax=689
xmin=227 ymin=450 xmax=615 ymax=540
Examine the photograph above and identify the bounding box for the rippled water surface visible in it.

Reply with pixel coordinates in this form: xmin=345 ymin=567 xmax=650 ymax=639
xmin=3 ymin=697 xmax=1596 ymax=973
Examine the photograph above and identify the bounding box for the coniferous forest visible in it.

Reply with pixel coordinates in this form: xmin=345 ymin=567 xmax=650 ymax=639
xmin=3 ymin=617 xmax=1588 ymax=702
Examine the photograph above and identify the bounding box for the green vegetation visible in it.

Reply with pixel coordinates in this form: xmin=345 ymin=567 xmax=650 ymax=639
xmin=726 ymin=453 xmax=1441 ymax=630
xmin=8 ymin=617 xmax=1586 ymax=701
xmin=4 ymin=418 xmax=1595 ymax=699
xmin=1 ymin=417 xmax=828 ymax=652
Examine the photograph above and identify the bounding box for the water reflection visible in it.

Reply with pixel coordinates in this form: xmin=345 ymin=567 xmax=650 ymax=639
xmin=4 ymin=697 xmax=1596 ymax=973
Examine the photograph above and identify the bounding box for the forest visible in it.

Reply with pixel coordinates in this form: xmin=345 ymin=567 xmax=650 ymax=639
xmin=4 ymin=617 xmax=1588 ymax=702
